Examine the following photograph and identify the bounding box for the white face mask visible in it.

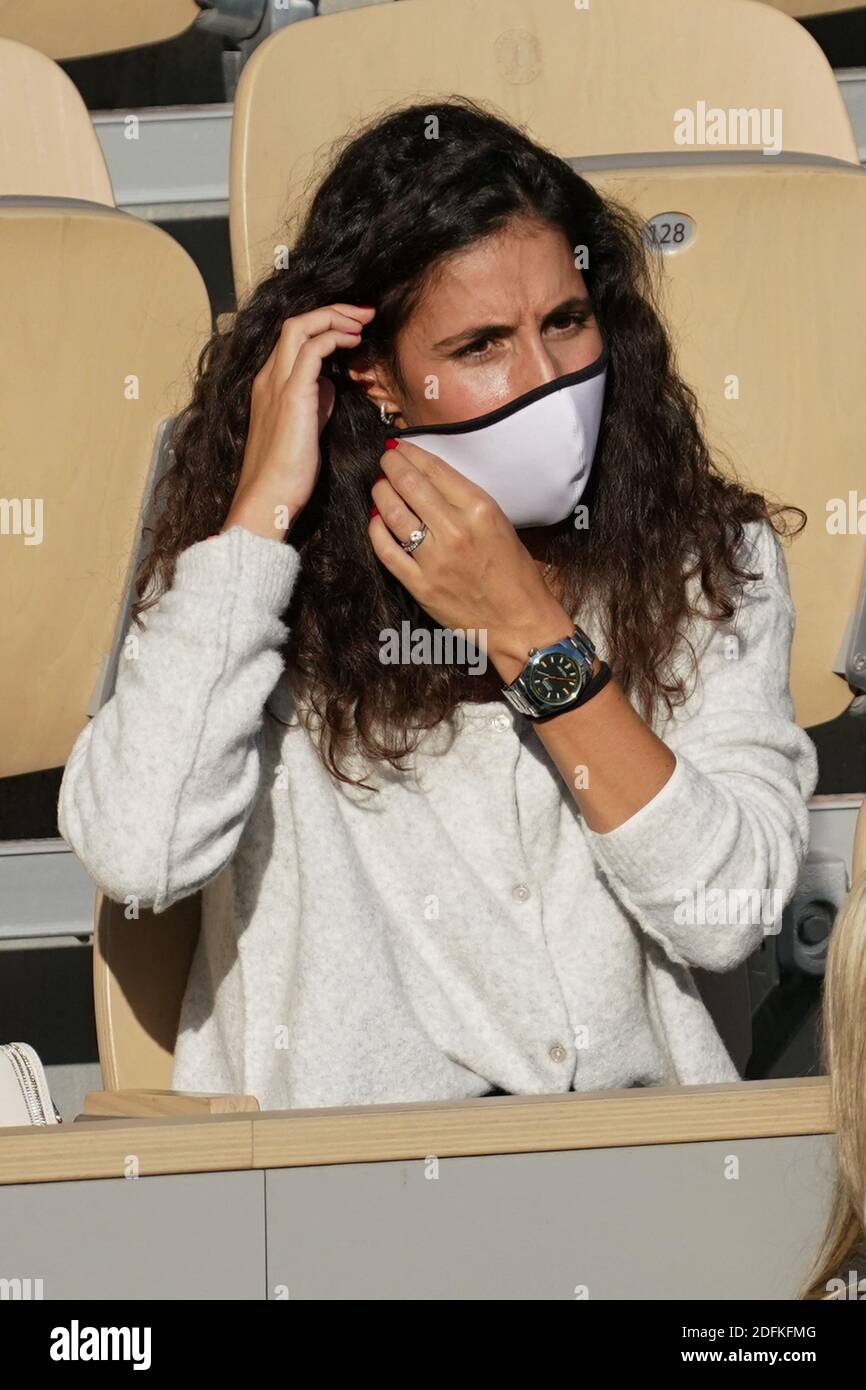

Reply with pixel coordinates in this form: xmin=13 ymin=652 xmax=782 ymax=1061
xmin=390 ymin=346 xmax=608 ymax=529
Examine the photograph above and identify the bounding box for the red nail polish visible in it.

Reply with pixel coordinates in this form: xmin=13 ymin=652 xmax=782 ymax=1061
xmin=370 ymin=505 xmax=379 ymax=518
xmin=374 ymin=473 xmax=387 ymax=483
xmin=384 ymin=438 xmax=398 ymax=450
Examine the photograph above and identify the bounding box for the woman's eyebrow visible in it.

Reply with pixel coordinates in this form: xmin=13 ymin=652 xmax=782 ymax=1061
xmin=432 ymin=320 xmax=514 ymax=351
xmin=543 ymin=294 xmax=593 ymax=322
xmin=432 ymin=296 xmax=593 ymax=351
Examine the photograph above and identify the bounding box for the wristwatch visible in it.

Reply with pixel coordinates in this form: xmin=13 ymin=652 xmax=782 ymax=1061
xmin=501 ymin=623 xmax=612 ymax=720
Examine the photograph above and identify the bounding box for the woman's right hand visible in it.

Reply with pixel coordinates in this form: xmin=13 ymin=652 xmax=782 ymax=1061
xmin=222 ymin=303 xmax=375 ymax=542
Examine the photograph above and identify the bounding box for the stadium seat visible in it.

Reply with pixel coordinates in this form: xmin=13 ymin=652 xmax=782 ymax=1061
xmin=229 ymin=0 xmax=859 ymax=296
xmin=320 ymin=0 xmax=866 ymax=21
xmin=90 ymin=888 xmax=206 ymax=1103
xmin=0 ymin=0 xmax=201 ymax=60
xmin=0 ymin=198 xmax=211 ymax=779
xmin=572 ymin=151 xmax=866 ymax=731
xmin=0 ymin=38 xmax=114 ymax=201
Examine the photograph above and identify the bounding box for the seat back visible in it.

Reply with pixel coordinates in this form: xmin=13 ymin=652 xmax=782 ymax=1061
xmin=575 ymin=153 xmax=866 ymax=729
xmin=0 ymin=0 xmax=200 ymax=60
xmin=93 ymin=892 xmax=202 ymax=1091
xmin=229 ymin=0 xmax=858 ymax=295
xmin=0 ymin=198 xmax=211 ymax=777
xmin=0 ymin=38 xmax=114 ymax=200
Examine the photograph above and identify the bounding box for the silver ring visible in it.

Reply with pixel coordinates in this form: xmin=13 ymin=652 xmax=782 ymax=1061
xmin=400 ymin=525 xmax=428 ymax=554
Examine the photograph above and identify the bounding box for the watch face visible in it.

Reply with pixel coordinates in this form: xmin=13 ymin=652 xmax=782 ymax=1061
xmin=526 ymin=649 xmax=587 ymax=707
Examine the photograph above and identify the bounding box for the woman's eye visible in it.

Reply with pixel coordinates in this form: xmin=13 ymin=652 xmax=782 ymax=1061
xmin=546 ymin=312 xmax=588 ymax=335
xmin=454 ymin=312 xmax=590 ymax=359
xmin=456 ymin=337 xmax=495 ymax=360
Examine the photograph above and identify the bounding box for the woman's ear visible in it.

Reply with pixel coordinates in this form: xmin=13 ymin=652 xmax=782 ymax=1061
xmin=346 ymin=350 xmax=401 ymax=420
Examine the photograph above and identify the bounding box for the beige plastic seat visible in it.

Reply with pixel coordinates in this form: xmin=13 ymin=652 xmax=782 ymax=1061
xmin=88 ymin=889 xmax=238 ymax=1115
xmin=0 ymin=196 xmax=216 ymax=1111
xmin=0 ymin=38 xmax=114 ymax=201
xmin=319 ymin=0 xmax=866 ymax=18
xmin=230 ymin=0 xmax=859 ymax=296
xmin=0 ymin=0 xmax=200 ymax=60
xmin=575 ymin=153 xmax=866 ymax=730
xmin=0 ymin=199 xmax=211 ymax=780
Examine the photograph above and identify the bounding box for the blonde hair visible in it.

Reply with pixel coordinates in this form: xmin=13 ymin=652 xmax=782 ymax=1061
xmin=800 ymin=862 xmax=866 ymax=1299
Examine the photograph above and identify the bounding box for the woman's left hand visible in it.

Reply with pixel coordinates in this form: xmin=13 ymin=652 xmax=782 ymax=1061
xmin=368 ymin=440 xmax=573 ymax=679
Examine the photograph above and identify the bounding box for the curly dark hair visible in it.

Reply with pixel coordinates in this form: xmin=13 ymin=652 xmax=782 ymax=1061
xmin=133 ymin=96 xmax=804 ymax=788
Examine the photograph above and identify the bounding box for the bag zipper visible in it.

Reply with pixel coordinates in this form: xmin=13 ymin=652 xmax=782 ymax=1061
xmin=1 ymin=1043 xmax=61 ymax=1125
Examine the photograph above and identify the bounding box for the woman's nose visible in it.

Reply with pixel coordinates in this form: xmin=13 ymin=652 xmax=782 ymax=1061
xmin=521 ymin=338 xmax=560 ymax=388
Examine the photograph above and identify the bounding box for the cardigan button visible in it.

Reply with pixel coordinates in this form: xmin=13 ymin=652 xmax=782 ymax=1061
xmin=548 ymin=1042 xmax=568 ymax=1063
xmin=511 ymin=882 xmax=531 ymax=902
xmin=490 ymin=712 xmax=510 ymax=730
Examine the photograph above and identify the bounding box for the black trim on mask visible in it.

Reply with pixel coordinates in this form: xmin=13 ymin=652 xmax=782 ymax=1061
xmin=388 ymin=343 xmax=609 ymax=439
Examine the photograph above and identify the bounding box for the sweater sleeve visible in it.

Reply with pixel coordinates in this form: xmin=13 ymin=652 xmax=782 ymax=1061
xmin=57 ymin=525 xmax=302 ymax=914
xmin=580 ymin=519 xmax=820 ymax=972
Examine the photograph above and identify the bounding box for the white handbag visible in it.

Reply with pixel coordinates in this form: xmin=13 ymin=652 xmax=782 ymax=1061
xmin=0 ymin=1043 xmax=62 ymax=1126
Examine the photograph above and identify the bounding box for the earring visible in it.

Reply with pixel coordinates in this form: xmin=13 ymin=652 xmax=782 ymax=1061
xmin=379 ymin=404 xmax=395 ymax=426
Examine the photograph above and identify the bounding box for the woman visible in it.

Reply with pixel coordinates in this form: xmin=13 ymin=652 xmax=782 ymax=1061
xmin=58 ymin=98 xmax=818 ymax=1109
xmin=801 ymin=868 xmax=866 ymax=1300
